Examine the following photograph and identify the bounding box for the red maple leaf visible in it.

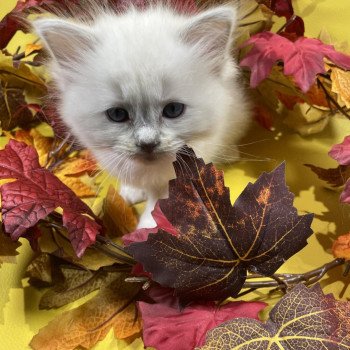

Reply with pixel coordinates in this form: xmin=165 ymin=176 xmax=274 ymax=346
xmin=0 ymin=140 xmax=101 ymax=257
xmin=139 ymin=286 xmax=266 ymax=350
xmin=240 ymin=32 xmax=350 ymax=92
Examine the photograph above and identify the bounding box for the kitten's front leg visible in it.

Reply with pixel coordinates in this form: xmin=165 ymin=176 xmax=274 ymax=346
xmin=137 ymin=197 xmax=158 ymax=229
xmin=120 ymin=184 xmax=146 ymax=205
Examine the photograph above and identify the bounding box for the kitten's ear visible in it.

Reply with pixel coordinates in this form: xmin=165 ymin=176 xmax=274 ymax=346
xmin=33 ymin=18 xmax=95 ymax=67
xmin=182 ymin=6 xmax=237 ymax=61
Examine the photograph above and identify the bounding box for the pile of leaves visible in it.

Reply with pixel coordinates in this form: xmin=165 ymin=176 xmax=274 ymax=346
xmin=1 ymin=0 xmax=350 ymax=349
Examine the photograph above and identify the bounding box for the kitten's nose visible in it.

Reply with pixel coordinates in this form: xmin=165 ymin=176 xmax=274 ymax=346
xmin=139 ymin=141 xmax=160 ymax=154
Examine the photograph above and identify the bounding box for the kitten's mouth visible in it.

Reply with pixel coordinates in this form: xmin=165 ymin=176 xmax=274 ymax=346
xmin=132 ymin=151 xmax=166 ymax=163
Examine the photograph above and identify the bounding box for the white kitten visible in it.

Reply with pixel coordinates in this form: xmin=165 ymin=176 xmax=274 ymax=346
xmin=33 ymin=3 xmax=250 ymax=228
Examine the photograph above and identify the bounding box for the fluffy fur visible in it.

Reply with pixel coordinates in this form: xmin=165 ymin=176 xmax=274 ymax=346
xmin=33 ymin=2 xmax=250 ymax=228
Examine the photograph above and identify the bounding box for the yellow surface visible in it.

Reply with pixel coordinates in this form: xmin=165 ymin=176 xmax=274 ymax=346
xmin=2 ymin=1 xmax=350 ymax=349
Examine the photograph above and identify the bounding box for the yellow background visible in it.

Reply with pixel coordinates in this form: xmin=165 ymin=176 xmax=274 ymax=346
xmin=1 ymin=0 xmax=350 ymax=349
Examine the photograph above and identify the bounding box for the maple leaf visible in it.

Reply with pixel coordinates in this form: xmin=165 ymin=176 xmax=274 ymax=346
xmin=305 ymin=164 xmax=350 ymax=188
xmin=199 ymin=284 xmax=350 ymax=349
xmin=30 ymin=273 xmax=142 ymax=350
xmin=0 ymin=140 xmax=101 ymax=257
xmin=0 ymin=228 xmax=21 ymax=266
xmin=26 ymin=253 xmax=122 ymax=309
xmin=0 ymin=14 xmax=20 ymax=50
xmin=126 ymin=148 xmax=313 ymax=304
xmin=240 ymin=32 xmax=350 ymax=92
xmin=332 ymin=232 xmax=350 ymax=260
xmin=139 ymin=286 xmax=266 ymax=350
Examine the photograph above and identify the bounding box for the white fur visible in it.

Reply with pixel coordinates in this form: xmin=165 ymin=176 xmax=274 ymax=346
xmin=33 ymin=4 xmax=250 ymax=228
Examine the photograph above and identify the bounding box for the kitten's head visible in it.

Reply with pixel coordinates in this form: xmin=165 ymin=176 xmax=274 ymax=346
xmin=33 ymin=4 xmax=242 ymax=188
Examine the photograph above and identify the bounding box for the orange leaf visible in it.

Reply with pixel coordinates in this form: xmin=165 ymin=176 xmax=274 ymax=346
xmin=55 ymin=173 xmax=97 ymax=198
xmin=55 ymin=150 xmax=98 ymax=176
xmin=30 ymin=273 xmax=142 ymax=350
xmin=102 ymin=186 xmax=138 ymax=237
xmin=332 ymin=232 xmax=350 ymax=260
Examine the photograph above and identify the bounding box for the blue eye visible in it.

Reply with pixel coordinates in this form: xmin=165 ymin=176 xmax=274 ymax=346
xmin=162 ymin=102 xmax=185 ymax=118
xmin=106 ymin=107 xmax=129 ymax=122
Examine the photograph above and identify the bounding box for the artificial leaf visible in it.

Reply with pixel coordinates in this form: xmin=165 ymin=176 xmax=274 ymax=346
xmin=329 ymin=135 xmax=350 ymax=166
xmin=126 ymin=148 xmax=313 ymax=304
xmin=332 ymin=232 xmax=350 ymax=260
xmin=0 ymin=228 xmax=21 ymax=266
xmin=199 ymin=284 xmax=350 ymax=350
xmin=26 ymin=252 xmax=124 ymax=309
xmin=30 ymin=273 xmax=143 ymax=350
xmin=139 ymin=286 xmax=266 ymax=350
xmin=240 ymin=32 xmax=350 ymax=92
xmin=0 ymin=140 xmax=101 ymax=257
xmin=102 ymin=185 xmax=138 ymax=237
xmin=305 ymin=164 xmax=350 ymax=188
xmin=331 ymin=67 xmax=350 ymax=108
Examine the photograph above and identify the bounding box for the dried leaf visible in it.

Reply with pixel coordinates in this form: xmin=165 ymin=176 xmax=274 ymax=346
xmin=139 ymin=286 xmax=266 ymax=350
xmin=0 ymin=15 xmax=20 ymax=50
xmin=102 ymin=186 xmax=138 ymax=237
xmin=0 ymin=140 xmax=101 ymax=257
xmin=25 ymin=44 xmax=43 ymax=57
xmin=305 ymin=164 xmax=350 ymax=188
xmin=126 ymin=148 xmax=313 ymax=304
xmin=240 ymin=32 xmax=350 ymax=92
xmin=0 ymin=228 xmax=21 ymax=266
xmin=332 ymin=232 xmax=350 ymax=260
xmin=331 ymin=67 xmax=350 ymax=109
xmin=30 ymin=273 xmax=142 ymax=350
xmin=199 ymin=284 xmax=350 ymax=349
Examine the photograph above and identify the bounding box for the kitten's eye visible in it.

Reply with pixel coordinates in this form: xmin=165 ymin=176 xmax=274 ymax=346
xmin=162 ymin=102 xmax=185 ymax=119
xmin=106 ymin=107 xmax=129 ymax=122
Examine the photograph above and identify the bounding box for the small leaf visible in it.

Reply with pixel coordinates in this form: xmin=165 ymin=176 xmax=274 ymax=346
xmin=126 ymin=148 xmax=313 ymax=304
xmin=139 ymin=286 xmax=266 ymax=350
xmin=102 ymin=185 xmax=138 ymax=237
xmin=305 ymin=163 xmax=350 ymax=187
xmin=332 ymin=232 xmax=350 ymax=260
xmin=331 ymin=67 xmax=350 ymax=108
xmin=0 ymin=140 xmax=101 ymax=257
xmin=30 ymin=273 xmax=142 ymax=350
xmin=199 ymin=284 xmax=350 ymax=349
xmin=25 ymin=44 xmax=43 ymax=57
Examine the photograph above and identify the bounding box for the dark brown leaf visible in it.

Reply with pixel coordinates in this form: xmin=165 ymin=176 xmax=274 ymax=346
xmin=305 ymin=163 xmax=350 ymax=187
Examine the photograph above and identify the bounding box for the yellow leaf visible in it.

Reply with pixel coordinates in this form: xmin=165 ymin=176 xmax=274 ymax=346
xmin=332 ymin=232 xmax=350 ymax=260
xmin=331 ymin=67 xmax=350 ymax=108
xmin=25 ymin=43 xmax=43 ymax=57
xmin=55 ymin=150 xmax=98 ymax=176
xmin=55 ymin=173 xmax=97 ymax=198
xmin=30 ymin=274 xmax=142 ymax=350
xmin=102 ymin=186 xmax=138 ymax=237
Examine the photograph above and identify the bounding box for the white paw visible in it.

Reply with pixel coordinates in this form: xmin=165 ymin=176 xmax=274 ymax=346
xmin=137 ymin=210 xmax=156 ymax=229
xmin=120 ymin=185 xmax=146 ymax=205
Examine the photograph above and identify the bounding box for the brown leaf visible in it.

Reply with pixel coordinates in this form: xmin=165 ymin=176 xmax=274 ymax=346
xmin=102 ymin=186 xmax=138 ymax=237
xmin=332 ymin=232 xmax=350 ymax=260
xmin=0 ymin=228 xmax=21 ymax=266
xmin=305 ymin=164 xmax=350 ymax=187
xmin=30 ymin=273 xmax=142 ymax=350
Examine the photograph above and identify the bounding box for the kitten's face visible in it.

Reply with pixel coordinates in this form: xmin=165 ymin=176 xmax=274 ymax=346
xmin=34 ymin=6 xmax=239 ymax=186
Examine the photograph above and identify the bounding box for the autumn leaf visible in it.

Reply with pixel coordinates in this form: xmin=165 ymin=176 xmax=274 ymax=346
xmin=199 ymin=283 xmax=350 ymax=349
xmin=30 ymin=273 xmax=142 ymax=350
xmin=332 ymin=232 xmax=350 ymax=260
xmin=0 ymin=140 xmax=101 ymax=257
xmin=139 ymin=286 xmax=266 ymax=350
xmin=240 ymin=32 xmax=350 ymax=92
xmin=305 ymin=164 xmax=350 ymax=188
xmin=331 ymin=67 xmax=350 ymax=108
xmin=0 ymin=228 xmax=21 ymax=266
xmin=329 ymin=135 xmax=350 ymax=166
xmin=126 ymin=148 xmax=313 ymax=304
xmin=25 ymin=44 xmax=43 ymax=57
xmin=102 ymin=185 xmax=138 ymax=237
xmin=0 ymin=14 xmax=20 ymax=50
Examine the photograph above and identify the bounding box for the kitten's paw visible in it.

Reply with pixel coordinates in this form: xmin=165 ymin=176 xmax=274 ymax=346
xmin=137 ymin=211 xmax=156 ymax=229
xmin=120 ymin=185 xmax=146 ymax=205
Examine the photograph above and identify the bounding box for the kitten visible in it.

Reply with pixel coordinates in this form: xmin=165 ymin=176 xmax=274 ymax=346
xmin=33 ymin=2 xmax=250 ymax=228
